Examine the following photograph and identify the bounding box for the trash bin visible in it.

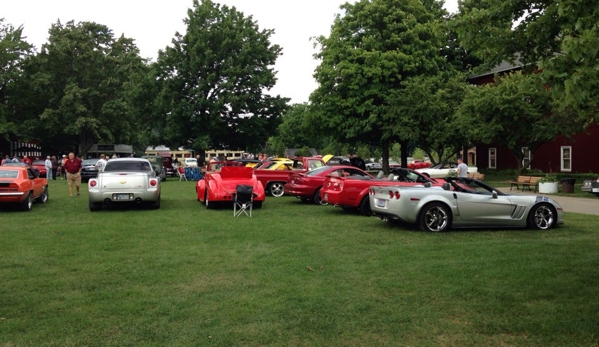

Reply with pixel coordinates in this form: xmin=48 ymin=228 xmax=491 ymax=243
xmin=560 ymin=178 xmax=575 ymax=193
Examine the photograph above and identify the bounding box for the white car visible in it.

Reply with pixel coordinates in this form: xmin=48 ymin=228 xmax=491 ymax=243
xmin=88 ymin=158 xmax=161 ymax=211
xmin=416 ymin=162 xmax=478 ymax=178
xmin=184 ymin=158 xmax=198 ymax=167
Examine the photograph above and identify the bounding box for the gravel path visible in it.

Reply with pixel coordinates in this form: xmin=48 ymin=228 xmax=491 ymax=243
xmin=498 ymin=187 xmax=599 ymax=216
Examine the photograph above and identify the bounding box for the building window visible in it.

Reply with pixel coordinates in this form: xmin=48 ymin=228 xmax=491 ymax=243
xmin=488 ymin=148 xmax=496 ymax=169
xmin=561 ymin=146 xmax=572 ymax=172
xmin=522 ymin=147 xmax=532 ymax=168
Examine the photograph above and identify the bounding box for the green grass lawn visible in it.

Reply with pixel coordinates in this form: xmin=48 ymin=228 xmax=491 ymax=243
xmin=1 ymin=179 xmax=598 ymax=346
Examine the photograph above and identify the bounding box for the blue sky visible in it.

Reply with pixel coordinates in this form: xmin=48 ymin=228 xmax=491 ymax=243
xmin=4 ymin=0 xmax=459 ymax=104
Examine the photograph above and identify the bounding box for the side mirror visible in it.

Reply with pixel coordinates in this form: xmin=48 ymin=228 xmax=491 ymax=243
xmin=492 ymin=190 xmax=498 ymax=199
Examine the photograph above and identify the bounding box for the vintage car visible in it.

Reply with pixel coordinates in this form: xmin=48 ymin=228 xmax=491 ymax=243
xmin=142 ymin=155 xmax=167 ymax=181
xmin=581 ymin=178 xmax=599 ymax=195
xmin=285 ymin=165 xmax=372 ymax=205
xmin=416 ymin=162 xmax=478 ymax=178
xmin=407 ymin=159 xmax=431 ymax=170
xmin=320 ymin=167 xmax=439 ymax=216
xmin=0 ymin=166 xmax=49 ymax=211
xmin=369 ymin=177 xmax=564 ymax=232
xmin=196 ymin=163 xmax=265 ymax=208
xmin=88 ymin=158 xmax=161 ymax=211
xmin=261 ymin=161 xmax=293 ymax=170
xmin=81 ymin=159 xmax=99 ymax=182
xmin=31 ymin=160 xmax=48 ymax=178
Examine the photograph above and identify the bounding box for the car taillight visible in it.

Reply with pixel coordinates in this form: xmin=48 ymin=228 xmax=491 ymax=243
xmin=89 ymin=180 xmax=97 ymax=187
xmin=394 ymin=191 xmax=400 ymax=199
xmin=150 ymin=179 xmax=157 ymax=187
xmin=388 ymin=190 xmax=400 ymax=199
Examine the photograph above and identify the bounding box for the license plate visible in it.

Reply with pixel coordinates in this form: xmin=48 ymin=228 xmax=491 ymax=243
xmin=376 ymin=199 xmax=386 ymax=208
xmin=115 ymin=193 xmax=131 ymax=200
xmin=592 ymin=188 xmax=599 ymax=193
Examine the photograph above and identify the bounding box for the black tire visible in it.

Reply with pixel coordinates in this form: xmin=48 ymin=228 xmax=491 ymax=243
xmin=313 ymin=188 xmax=327 ymax=206
xmin=419 ymin=202 xmax=451 ymax=232
xmin=253 ymin=201 xmax=263 ymax=209
xmin=37 ymin=186 xmax=49 ymax=204
xmin=269 ymin=182 xmax=285 ymax=197
xmin=21 ymin=192 xmax=33 ymax=211
xmin=150 ymin=196 xmax=161 ymax=209
xmin=527 ymin=203 xmax=557 ymax=230
xmin=205 ymin=191 xmax=213 ymax=209
xmin=89 ymin=200 xmax=102 ymax=212
xmin=359 ymin=196 xmax=372 ymax=216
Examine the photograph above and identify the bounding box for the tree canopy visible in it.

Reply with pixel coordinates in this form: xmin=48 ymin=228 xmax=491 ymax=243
xmin=310 ymin=0 xmax=446 ymax=170
xmin=455 ymin=0 xmax=599 ymax=122
xmin=151 ymin=0 xmax=288 ymax=155
xmin=0 ymin=19 xmax=33 ymax=140
xmin=458 ymin=72 xmax=582 ymax=174
xmin=15 ymin=20 xmax=146 ymax=155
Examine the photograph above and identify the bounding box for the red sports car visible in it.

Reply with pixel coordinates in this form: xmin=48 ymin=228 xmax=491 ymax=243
xmin=31 ymin=160 xmax=48 ymax=178
xmin=407 ymin=160 xmax=431 ymax=170
xmin=0 ymin=166 xmax=49 ymax=211
xmin=320 ymin=168 xmax=439 ymax=216
xmin=196 ymin=164 xmax=265 ymax=209
xmin=285 ymin=165 xmax=373 ymax=205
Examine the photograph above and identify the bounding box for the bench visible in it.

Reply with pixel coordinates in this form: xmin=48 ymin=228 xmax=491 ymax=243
xmin=468 ymin=172 xmax=485 ymax=181
xmin=509 ymin=176 xmax=540 ymax=192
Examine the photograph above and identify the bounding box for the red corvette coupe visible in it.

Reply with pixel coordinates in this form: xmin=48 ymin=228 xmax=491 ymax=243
xmin=196 ymin=163 xmax=265 ymax=209
xmin=0 ymin=166 xmax=49 ymax=211
xmin=285 ymin=165 xmax=373 ymax=205
xmin=320 ymin=168 xmax=439 ymax=216
xmin=407 ymin=160 xmax=431 ymax=170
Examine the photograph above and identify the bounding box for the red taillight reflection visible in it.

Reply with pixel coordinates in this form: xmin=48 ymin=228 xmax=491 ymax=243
xmin=89 ymin=180 xmax=97 ymax=187
xmin=389 ymin=191 xmax=394 ymax=199
xmin=395 ymin=191 xmax=400 ymax=199
xmin=150 ymin=179 xmax=157 ymax=187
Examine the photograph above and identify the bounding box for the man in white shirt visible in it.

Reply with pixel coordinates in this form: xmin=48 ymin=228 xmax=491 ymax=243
xmin=95 ymin=154 xmax=107 ymax=172
xmin=456 ymin=158 xmax=468 ymax=178
xmin=44 ymin=156 xmax=52 ymax=178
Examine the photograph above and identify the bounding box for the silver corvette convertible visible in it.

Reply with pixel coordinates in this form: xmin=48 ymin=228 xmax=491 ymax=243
xmin=369 ymin=177 xmax=564 ymax=232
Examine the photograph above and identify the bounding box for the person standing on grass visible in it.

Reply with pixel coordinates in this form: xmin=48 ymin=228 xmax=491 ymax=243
xmin=456 ymin=158 xmax=468 ymax=178
xmin=44 ymin=156 xmax=52 ymax=179
xmin=50 ymin=155 xmax=58 ymax=180
xmin=63 ymin=152 xmax=82 ymax=197
xmin=95 ymin=154 xmax=107 ymax=172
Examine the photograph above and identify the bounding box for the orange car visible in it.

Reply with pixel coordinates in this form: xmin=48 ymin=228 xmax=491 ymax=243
xmin=0 ymin=165 xmax=49 ymax=211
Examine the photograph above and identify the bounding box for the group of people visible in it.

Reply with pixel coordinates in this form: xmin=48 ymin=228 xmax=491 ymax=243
xmin=1 ymin=152 xmax=113 ymax=198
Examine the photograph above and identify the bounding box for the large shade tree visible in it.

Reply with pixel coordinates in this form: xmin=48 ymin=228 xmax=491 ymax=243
xmin=0 ymin=19 xmax=33 ymax=141
xmin=152 ymin=0 xmax=288 ymax=157
xmin=17 ymin=20 xmax=146 ymax=155
xmin=309 ymin=0 xmax=445 ymax=172
xmin=454 ymin=0 xmax=599 ymax=123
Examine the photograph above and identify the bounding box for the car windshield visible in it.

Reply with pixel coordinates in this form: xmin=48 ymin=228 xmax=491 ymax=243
xmin=104 ymin=161 xmax=152 ymax=172
xmin=449 ymin=178 xmax=504 ymax=195
xmin=0 ymin=170 xmax=19 ymax=178
xmin=305 ymin=166 xmax=330 ymax=176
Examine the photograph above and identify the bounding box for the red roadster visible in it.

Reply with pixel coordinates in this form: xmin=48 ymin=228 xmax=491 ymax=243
xmin=196 ymin=163 xmax=265 ymax=209
xmin=285 ymin=165 xmax=373 ymax=205
xmin=0 ymin=166 xmax=49 ymax=211
xmin=320 ymin=168 xmax=439 ymax=216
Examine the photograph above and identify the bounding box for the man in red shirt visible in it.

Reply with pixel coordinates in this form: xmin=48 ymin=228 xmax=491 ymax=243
xmin=63 ymin=152 xmax=82 ymax=197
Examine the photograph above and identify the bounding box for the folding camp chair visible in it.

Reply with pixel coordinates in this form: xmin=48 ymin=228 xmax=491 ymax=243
xmin=178 ymin=166 xmax=187 ymax=181
xmin=234 ymin=185 xmax=253 ymax=217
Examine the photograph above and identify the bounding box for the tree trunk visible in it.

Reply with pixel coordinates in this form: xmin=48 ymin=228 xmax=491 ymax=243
xmin=400 ymin=140 xmax=409 ymax=168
